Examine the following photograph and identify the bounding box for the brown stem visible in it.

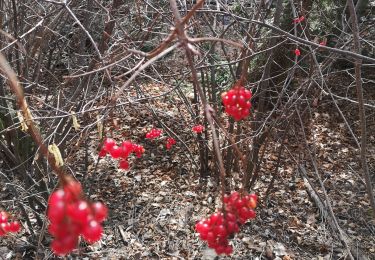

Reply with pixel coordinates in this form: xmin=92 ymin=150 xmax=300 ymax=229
xmin=346 ymin=0 xmax=375 ymax=219
xmin=168 ymin=0 xmax=227 ymax=200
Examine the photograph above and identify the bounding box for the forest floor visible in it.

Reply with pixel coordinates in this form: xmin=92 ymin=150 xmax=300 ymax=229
xmin=1 ymin=71 xmax=375 ymax=260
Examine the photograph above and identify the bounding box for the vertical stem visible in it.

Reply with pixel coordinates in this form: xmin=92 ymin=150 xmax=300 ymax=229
xmin=346 ymin=0 xmax=375 ymax=218
xmin=168 ymin=0 xmax=227 ymax=199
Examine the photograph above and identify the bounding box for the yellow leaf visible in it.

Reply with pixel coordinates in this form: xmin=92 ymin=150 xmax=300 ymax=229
xmin=71 ymin=112 xmax=80 ymax=130
xmin=17 ymin=111 xmax=28 ymax=132
xmin=48 ymin=143 xmax=64 ymax=167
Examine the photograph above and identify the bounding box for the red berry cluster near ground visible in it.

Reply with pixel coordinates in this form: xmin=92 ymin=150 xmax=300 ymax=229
xmin=221 ymin=86 xmax=252 ymax=121
xmin=192 ymin=124 xmax=204 ymax=133
xmin=294 ymin=48 xmax=301 ymax=56
xmin=99 ymin=138 xmax=145 ymax=170
xmin=0 ymin=211 xmax=21 ymax=236
xmin=195 ymin=191 xmax=257 ymax=255
xmin=166 ymin=137 xmax=176 ymax=149
xmin=47 ymin=181 xmax=108 ymax=256
xmin=293 ymin=16 xmax=305 ymax=24
xmin=145 ymin=128 xmax=163 ymax=139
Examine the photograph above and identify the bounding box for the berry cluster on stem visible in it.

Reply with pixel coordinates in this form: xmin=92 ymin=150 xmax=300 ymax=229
xmin=195 ymin=191 xmax=257 ymax=255
xmin=295 ymin=48 xmax=301 ymax=56
xmin=293 ymin=16 xmax=305 ymax=24
xmin=145 ymin=128 xmax=163 ymax=139
xmin=221 ymin=86 xmax=252 ymax=121
xmin=192 ymin=124 xmax=204 ymax=133
xmin=0 ymin=211 xmax=21 ymax=236
xmin=99 ymin=138 xmax=145 ymax=169
xmin=166 ymin=137 xmax=176 ymax=149
xmin=47 ymin=180 xmax=108 ymax=256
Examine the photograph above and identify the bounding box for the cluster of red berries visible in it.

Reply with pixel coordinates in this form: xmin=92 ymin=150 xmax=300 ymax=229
xmin=195 ymin=191 xmax=257 ymax=255
xmin=295 ymin=48 xmax=301 ymax=57
xmin=192 ymin=124 xmax=204 ymax=133
xmin=293 ymin=16 xmax=305 ymax=24
xmin=221 ymin=86 xmax=252 ymax=121
xmin=145 ymin=128 xmax=163 ymax=139
xmin=99 ymin=138 xmax=145 ymax=170
xmin=47 ymin=180 xmax=108 ymax=256
xmin=166 ymin=137 xmax=176 ymax=150
xmin=0 ymin=211 xmax=21 ymax=236
xmin=145 ymin=128 xmax=178 ymax=150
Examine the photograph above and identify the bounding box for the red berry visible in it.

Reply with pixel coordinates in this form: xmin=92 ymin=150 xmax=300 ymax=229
xmin=66 ymin=201 xmax=90 ymax=225
xmin=110 ymin=145 xmax=122 ymax=159
xmin=210 ymin=213 xmax=223 ymax=225
xmin=235 ymin=198 xmax=246 ymax=209
xmin=92 ymin=202 xmax=108 ymax=222
xmin=8 ymin=221 xmax=21 ymax=233
xmin=119 ymin=160 xmax=129 ymax=170
xmin=237 ymin=95 xmax=246 ymax=107
xmin=244 ymin=89 xmax=252 ymax=99
xmin=226 ymin=221 xmax=238 ymax=233
xmin=98 ymin=149 xmax=107 ymax=157
xmin=51 ymin=235 xmax=77 ymax=256
xmin=48 ymin=196 xmax=66 ymax=223
xmin=247 ymin=209 xmax=256 ymax=219
xmin=48 ymin=223 xmax=65 ymax=237
xmin=103 ymin=138 xmax=116 ymax=152
xmin=120 ymin=141 xmax=133 ymax=158
xmin=1 ymin=223 xmax=10 ymax=233
xmin=195 ymin=221 xmax=209 ymax=235
xmin=213 ymin=225 xmax=227 ymax=237
xmin=83 ymin=220 xmax=103 ymax=244
xmin=225 ymin=212 xmax=236 ymax=222
xmin=0 ymin=212 xmax=8 ymax=223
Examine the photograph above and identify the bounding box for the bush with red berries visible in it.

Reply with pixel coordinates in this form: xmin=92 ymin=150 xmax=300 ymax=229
xmin=99 ymin=138 xmax=145 ymax=170
xmin=195 ymin=191 xmax=257 ymax=255
xmin=221 ymin=86 xmax=252 ymax=121
xmin=47 ymin=180 xmax=108 ymax=256
xmin=0 ymin=211 xmax=21 ymax=236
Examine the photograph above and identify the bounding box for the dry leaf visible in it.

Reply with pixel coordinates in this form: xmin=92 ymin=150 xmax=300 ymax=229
xmin=97 ymin=115 xmax=103 ymax=139
xmin=71 ymin=112 xmax=80 ymax=130
xmin=17 ymin=111 xmax=28 ymax=132
xmin=48 ymin=143 xmax=64 ymax=167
